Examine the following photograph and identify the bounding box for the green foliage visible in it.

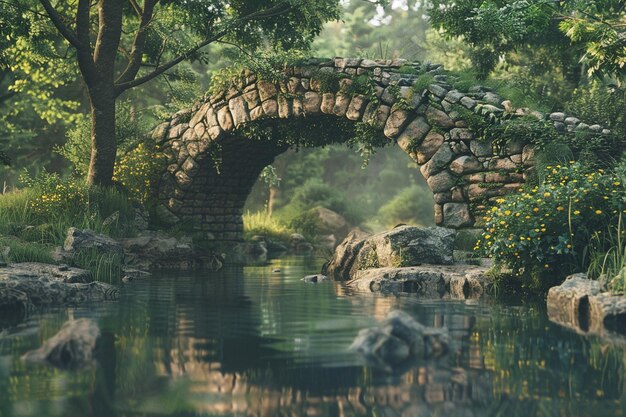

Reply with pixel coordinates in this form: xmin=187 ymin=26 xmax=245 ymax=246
xmin=277 ymin=178 xmax=364 ymax=225
xmin=0 ymin=235 xmax=54 ymax=264
xmin=208 ymin=50 xmax=312 ymax=96
xmin=411 ymin=73 xmax=435 ymax=94
xmin=344 ymin=74 xmax=379 ymax=101
xmin=558 ymin=1 xmax=626 ymax=79
xmin=69 ymin=249 xmax=123 ymax=285
xmin=377 ymin=185 xmax=435 ymax=228
xmin=312 ymin=69 xmax=347 ymax=94
xmin=243 ymin=211 xmax=293 ymax=243
xmin=588 ymin=214 xmax=626 ymax=295
xmin=348 ymin=122 xmax=389 ymax=166
xmin=427 ymin=0 xmax=578 ymax=82
xmin=113 ymin=141 xmax=167 ymax=205
xmin=567 ymin=81 xmax=626 ymax=137
xmin=56 ymin=101 xmax=150 ymax=177
xmin=398 ymin=65 xmax=418 ymax=75
xmin=476 ymin=162 xmax=625 ymax=290
xmin=0 ymin=173 xmax=135 ymax=246
xmin=289 ymin=210 xmax=325 ymax=242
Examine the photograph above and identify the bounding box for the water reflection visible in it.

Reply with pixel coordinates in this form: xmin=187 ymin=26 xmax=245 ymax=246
xmin=0 ymin=257 xmax=624 ymax=417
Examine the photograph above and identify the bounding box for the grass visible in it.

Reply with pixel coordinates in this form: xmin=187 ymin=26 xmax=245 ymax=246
xmin=588 ymin=214 xmax=626 ymax=295
xmin=0 ymin=182 xmax=136 ymax=283
xmin=446 ymin=69 xmax=558 ymax=112
xmin=0 ymin=235 xmax=55 ymax=264
xmin=243 ymin=211 xmax=294 ymax=243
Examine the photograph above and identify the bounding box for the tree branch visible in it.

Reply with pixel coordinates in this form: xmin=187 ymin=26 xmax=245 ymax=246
xmin=129 ymin=0 xmax=142 ymax=17
xmin=38 ymin=0 xmax=82 ymax=49
xmin=116 ymin=0 xmax=158 ymax=84
xmin=115 ymin=3 xmax=293 ymax=93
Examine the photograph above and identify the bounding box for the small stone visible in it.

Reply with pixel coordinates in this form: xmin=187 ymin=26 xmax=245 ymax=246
xmin=449 ymin=156 xmax=482 ymax=175
xmin=549 ymin=112 xmax=566 ymax=122
xmin=427 ymin=170 xmax=456 ymax=193
xmin=384 ymin=109 xmax=410 ymax=138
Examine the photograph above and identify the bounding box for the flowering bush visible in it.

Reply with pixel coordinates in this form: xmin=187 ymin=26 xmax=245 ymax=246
xmin=475 ymin=162 xmax=625 ymax=280
xmin=113 ymin=141 xmax=166 ymax=204
xmin=20 ymin=171 xmax=88 ymax=217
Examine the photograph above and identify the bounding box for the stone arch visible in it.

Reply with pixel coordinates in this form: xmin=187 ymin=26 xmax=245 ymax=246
xmin=150 ymin=57 xmax=611 ymax=242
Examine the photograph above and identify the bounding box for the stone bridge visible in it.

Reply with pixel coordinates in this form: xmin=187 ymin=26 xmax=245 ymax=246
xmin=150 ymin=57 xmax=611 ymax=242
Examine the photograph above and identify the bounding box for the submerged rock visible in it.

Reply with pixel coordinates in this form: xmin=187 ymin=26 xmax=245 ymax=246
xmin=22 ymin=318 xmax=101 ymax=370
xmin=301 ymin=274 xmax=328 ymax=283
xmin=324 ymin=226 xmax=456 ymax=280
xmin=350 ymin=310 xmax=450 ymax=370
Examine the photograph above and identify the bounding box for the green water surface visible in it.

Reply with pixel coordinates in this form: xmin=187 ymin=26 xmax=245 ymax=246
xmin=0 ymin=257 xmax=624 ymax=417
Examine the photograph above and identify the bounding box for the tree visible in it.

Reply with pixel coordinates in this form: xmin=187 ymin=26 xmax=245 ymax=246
xmin=25 ymin=0 xmax=342 ymax=186
xmin=427 ymin=0 xmax=626 ymax=83
xmin=1 ymin=1 xmax=81 ymax=182
xmin=427 ymin=0 xmax=582 ymax=82
xmin=557 ymin=0 xmax=626 ymax=81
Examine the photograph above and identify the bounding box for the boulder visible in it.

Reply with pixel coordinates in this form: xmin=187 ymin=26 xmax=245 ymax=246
xmin=324 ymin=226 xmax=456 ymax=281
xmin=321 ymin=229 xmax=372 ymax=280
xmin=22 ymin=319 xmax=101 ymax=370
xmin=347 ymin=264 xmax=490 ymax=298
xmin=310 ymin=207 xmax=350 ymax=244
xmin=118 ymin=232 xmax=198 ymax=270
xmin=63 ymin=228 xmax=124 ymax=259
xmin=350 ymin=310 xmax=450 ymax=370
xmin=547 ymin=274 xmax=626 ymax=337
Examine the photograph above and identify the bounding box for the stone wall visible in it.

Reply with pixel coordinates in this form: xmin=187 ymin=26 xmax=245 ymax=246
xmin=151 ymin=57 xmax=611 ymax=242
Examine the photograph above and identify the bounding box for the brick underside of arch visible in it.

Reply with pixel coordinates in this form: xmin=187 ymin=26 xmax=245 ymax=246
xmin=151 ymin=58 xmax=610 ymax=242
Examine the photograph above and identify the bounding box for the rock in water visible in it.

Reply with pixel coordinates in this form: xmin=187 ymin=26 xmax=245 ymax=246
xmin=22 ymin=319 xmax=101 ymax=370
xmin=301 ymin=274 xmax=328 ymax=283
xmin=324 ymin=226 xmax=456 ymax=280
xmin=350 ymin=310 xmax=450 ymax=370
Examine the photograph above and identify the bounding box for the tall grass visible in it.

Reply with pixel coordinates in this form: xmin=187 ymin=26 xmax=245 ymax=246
xmin=0 ymin=182 xmax=135 ymax=283
xmin=588 ymin=214 xmax=626 ymax=295
xmin=243 ymin=211 xmax=293 ymax=242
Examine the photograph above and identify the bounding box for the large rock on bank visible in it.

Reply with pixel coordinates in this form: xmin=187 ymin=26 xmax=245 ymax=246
xmin=63 ymin=228 xmax=124 ymax=259
xmin=0 ymin=263 xmax=118 ymax=326
xmin=323 ymin=226 xmax=456 ymax=280
xmin=547 ymin=274 xmax=626 ymax=338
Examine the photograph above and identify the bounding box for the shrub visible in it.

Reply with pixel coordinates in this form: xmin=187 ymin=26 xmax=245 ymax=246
xmin=280 ymin=178 xmax=364 ymax=224
xmin=113 ymin=141 xmax=167 ymax=204
xmin=243 ymin=211 xmax=292 ymax=243
xmin=476 ymin=162 xmax=625 ymax=288
xmin=0 ymin=172 xmax=135 ymax=244
xmin=378 ymin=185 xmax=435 ymax=227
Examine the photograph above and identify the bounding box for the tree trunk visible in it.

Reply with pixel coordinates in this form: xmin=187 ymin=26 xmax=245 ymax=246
xmin=267 ymin=185 xmax=279 ymax=216
xmin=87 ymin=87 xmax=117 ymax=186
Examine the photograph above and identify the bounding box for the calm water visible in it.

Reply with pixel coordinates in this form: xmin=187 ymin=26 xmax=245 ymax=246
xmin=0 ymin=257 xmax=624 ymax=417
